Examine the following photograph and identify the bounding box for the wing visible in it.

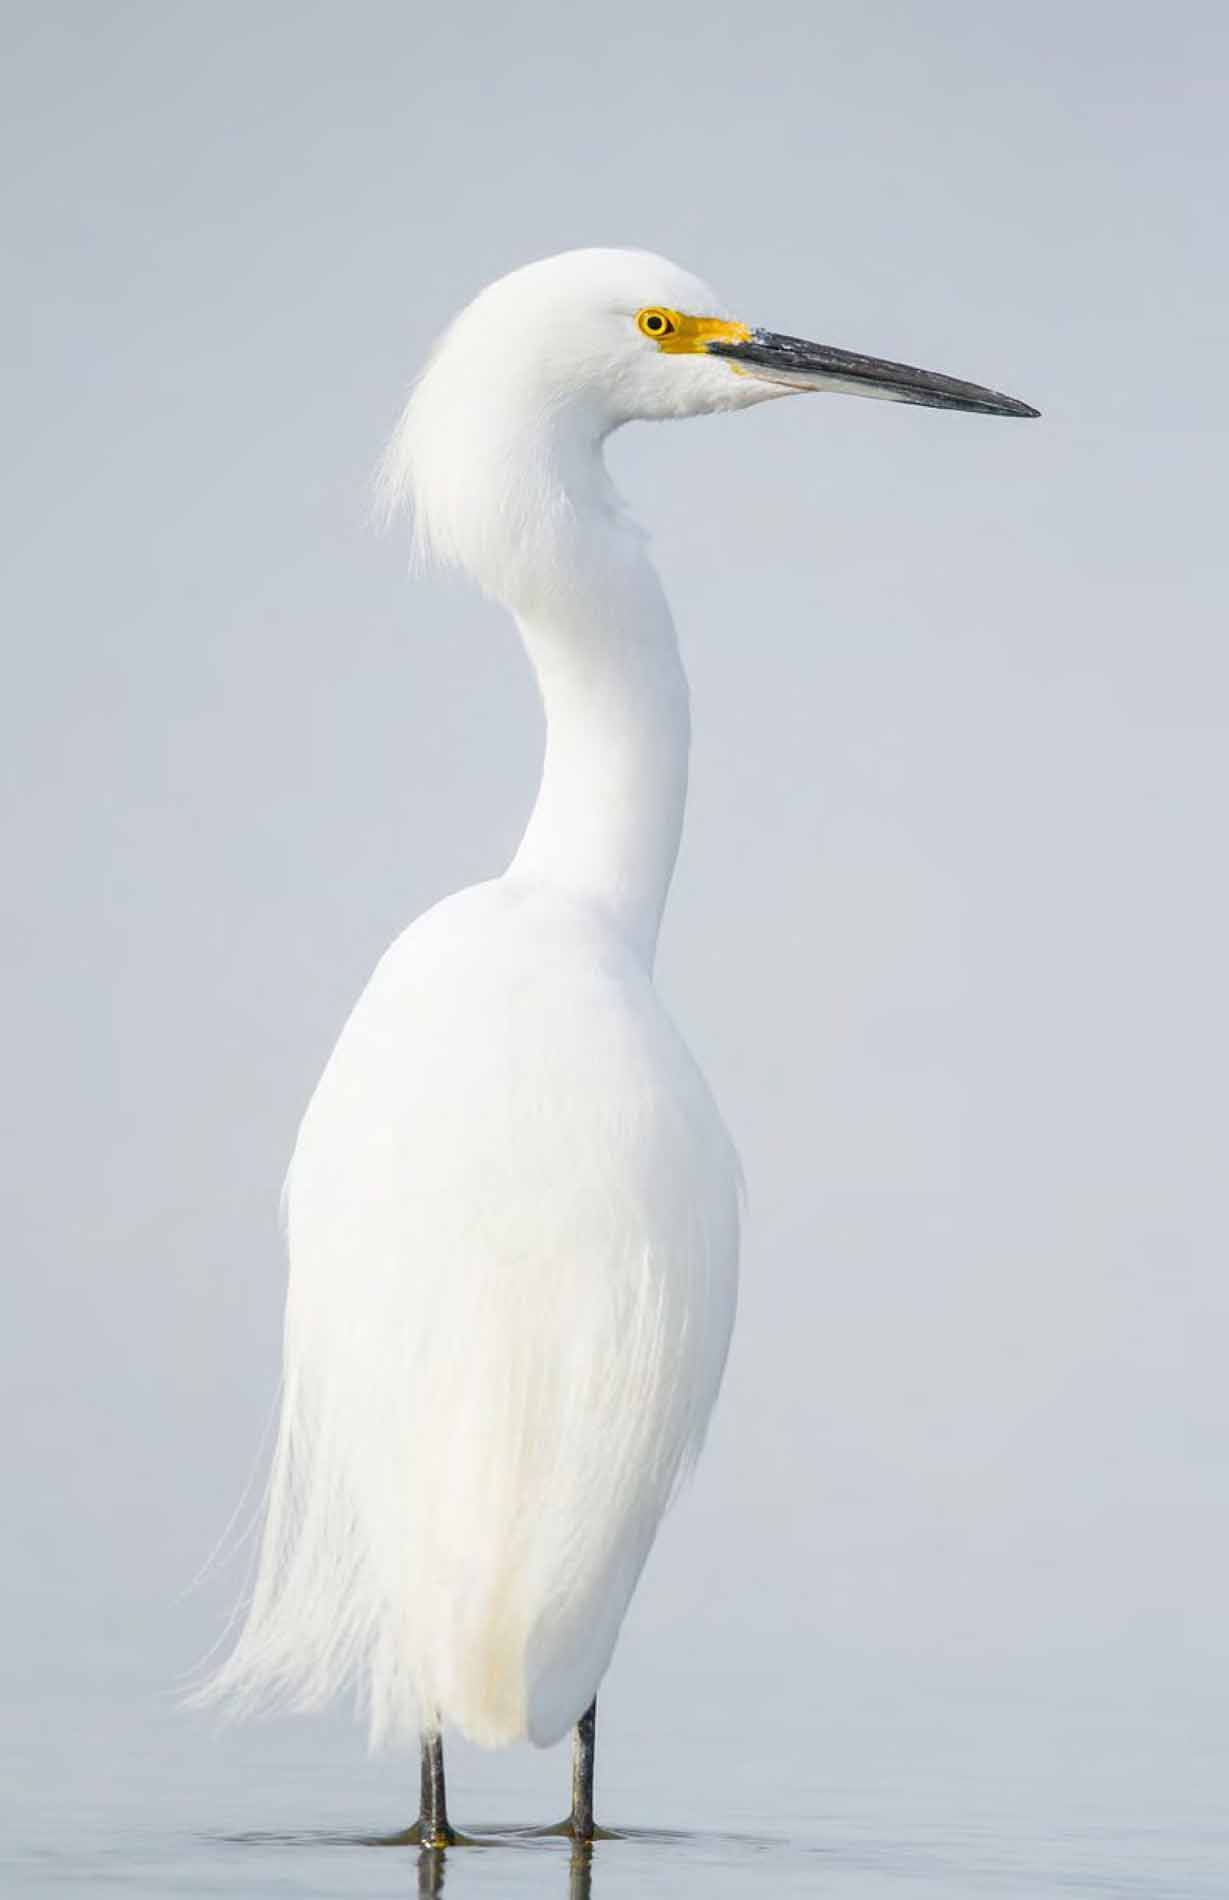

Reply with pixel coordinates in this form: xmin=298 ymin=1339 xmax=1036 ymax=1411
xmin=212 ymin=884 xmax=740 ymax=1748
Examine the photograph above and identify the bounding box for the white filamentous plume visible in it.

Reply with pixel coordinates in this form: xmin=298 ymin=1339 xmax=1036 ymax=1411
xmin=200 ymin=249 xmax=1036 ymax=1776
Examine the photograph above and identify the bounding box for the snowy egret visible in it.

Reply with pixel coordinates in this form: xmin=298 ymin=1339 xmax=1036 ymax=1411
xmin=207 ymin=249 xmax=1036 ymax=1843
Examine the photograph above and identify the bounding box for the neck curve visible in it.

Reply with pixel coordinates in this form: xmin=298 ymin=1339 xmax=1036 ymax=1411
xmin=507 ymin=516 xmax=690 ymax=969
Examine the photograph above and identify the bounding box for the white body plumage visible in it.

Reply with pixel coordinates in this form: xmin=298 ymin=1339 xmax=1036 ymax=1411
xmin=214 ymin=253 xmax=768 ymax=1750
xmin=262 ymin=879 xmax=739 ymax=1747
xmin=208 ymin=248 xmax=1034 ymax=1760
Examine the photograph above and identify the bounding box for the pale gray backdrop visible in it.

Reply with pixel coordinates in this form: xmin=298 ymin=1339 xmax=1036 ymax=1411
xmin=2 ymin=0 xmax=1226 ymax=1846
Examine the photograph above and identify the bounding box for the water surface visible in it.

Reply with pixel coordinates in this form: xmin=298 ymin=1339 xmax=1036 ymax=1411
xmin=6 ymin=1667 xmax=1226 ymax=1897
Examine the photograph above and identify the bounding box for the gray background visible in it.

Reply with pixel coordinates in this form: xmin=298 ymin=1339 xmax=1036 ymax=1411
xmin=3 ymin=0 xmax=1226 ymax=1840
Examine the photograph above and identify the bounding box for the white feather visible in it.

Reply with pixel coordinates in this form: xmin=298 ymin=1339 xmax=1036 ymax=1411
xmin=216 ymin=885 xmax=738 ymax=1746
xmin=202 ymin=250 xmax=778 ymax=1748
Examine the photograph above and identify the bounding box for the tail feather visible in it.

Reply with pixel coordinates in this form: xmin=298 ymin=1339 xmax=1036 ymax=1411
xmin=197 ymin=1213 xmax=732 ymax=1747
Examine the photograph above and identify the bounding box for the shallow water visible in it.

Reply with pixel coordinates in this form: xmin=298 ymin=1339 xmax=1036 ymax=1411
xmin=6 ymin=1667 xmax=1227 ymax=1897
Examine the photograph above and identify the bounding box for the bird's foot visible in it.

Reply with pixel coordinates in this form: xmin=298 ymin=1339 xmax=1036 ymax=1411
xmin=530 ymin=1818 xmax=617 ymax=1842
xmin=373 ymin=1820 xmax=463 ymax=1848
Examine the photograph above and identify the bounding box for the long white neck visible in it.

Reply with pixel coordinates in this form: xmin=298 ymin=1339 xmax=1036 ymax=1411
xmin=393 ymin=350 xmax=692 ymax=965
xmin=508 ymin=526 xmax=690 ymax=969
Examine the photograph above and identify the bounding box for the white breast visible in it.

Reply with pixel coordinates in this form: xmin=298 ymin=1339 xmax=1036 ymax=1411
xmin=234 ymin=878 xmax=739 ymax=1748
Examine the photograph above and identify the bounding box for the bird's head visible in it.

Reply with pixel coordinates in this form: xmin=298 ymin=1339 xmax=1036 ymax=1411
xmin=382 ymin=248 xmax=1036 ymax=598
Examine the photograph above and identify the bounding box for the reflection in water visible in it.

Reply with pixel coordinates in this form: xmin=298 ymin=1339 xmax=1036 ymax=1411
xmin=416 ymin=1839 xmax=593 ymax=1898
xmin=417 ymin=1845 xmax=444 ymax=1897
xmin=568 ymin=1844 xmax=594 ymax=1900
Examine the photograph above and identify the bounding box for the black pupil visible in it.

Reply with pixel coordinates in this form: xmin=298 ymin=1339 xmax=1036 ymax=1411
xmin=648 ymin=315 xmax=663 ymax=331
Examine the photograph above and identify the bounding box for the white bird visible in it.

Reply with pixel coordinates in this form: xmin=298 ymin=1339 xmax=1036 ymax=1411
xmin=206 ymin=249 xmax=1035 ymax=1844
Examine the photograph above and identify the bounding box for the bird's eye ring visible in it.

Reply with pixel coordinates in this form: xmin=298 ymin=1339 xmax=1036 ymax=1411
xmin=637 ymin=308 xmax=678 ymax=340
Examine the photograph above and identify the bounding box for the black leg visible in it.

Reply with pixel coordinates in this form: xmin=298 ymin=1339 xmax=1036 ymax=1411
xmin=569 ymin=1698 xmax=597 ymax=1841
xmin=419 ymin=1728 xmax=454 ymax=1848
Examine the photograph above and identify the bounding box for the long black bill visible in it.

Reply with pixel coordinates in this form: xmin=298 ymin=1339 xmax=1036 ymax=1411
xmin=708 ymin=329 xmax=1039 ymax=418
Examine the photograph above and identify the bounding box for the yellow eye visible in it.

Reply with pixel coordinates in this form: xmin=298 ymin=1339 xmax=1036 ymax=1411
xmin=637 ymin=308 xmax=678 ymax=340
